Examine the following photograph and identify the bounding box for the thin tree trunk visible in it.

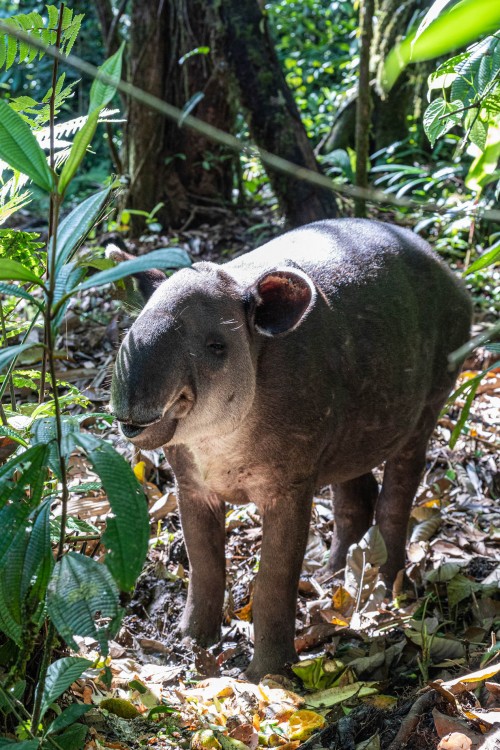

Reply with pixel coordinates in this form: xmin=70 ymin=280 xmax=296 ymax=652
xmin=215 ymin=0 xmax=339 ymax=226
xmin=355 ymin=0 xmax=374 ymax=218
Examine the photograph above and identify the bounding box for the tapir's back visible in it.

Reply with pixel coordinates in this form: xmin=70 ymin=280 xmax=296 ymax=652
xmin=226 ymin=219 xmax=471 ymax=471
xmin=226 ymin=219 xmax=467 ymax=311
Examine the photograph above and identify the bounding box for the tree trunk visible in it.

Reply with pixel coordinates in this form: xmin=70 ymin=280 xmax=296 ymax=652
xmin=355 ymin=0 xmax=375 ymax=217
xmin=215 ymin=0 xmax=339 ymax=226
xmin=125 ymin=0 xmax=236 ymax=234
xmin=322 ymin=0 xmax=432 ymax=155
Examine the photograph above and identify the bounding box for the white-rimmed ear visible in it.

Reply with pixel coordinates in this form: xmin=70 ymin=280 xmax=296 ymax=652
xmin=250 ymin=268 xmax=316 ymax=336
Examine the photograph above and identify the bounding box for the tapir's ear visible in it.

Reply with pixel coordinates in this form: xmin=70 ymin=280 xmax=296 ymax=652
xmin=105 ymin=244 xmax=166 ymax=301
xmin=251 ymin=268 xmax=316 ymax=336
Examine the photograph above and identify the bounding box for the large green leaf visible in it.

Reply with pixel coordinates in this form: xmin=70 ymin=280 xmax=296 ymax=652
xmin=0 ymin=342 xmax=37 ymax=374
xmin=75 ymin=247 xmax=192 ymax=292
xmin=58 ymin=110 xmax=99 ymax=196
xmin=0 ymin=100 xmax=53 ymax=191
xmin=0 ymin=282 xmax=42 ymax=307
xmin=22 ymin=499 xmax=53 ymax=601
xmin=38 ymin=656 xmax=93 ymax=721
xmin=45 ymin=704 xmax=92 ymax=736
xmin=0 ymin=442 xmax=48 ymax=507
xmin=88 ymin=43 xmax=124 ymax=114
xmin=47 ymin=553 xmax=122 ymax=655
xmin=47 ymin=723 xmax=88 ymax=750
xmin=383 ymin=0 xmax=500 ymax=90
xmin=0 ymin=741 xmax=40 ymax=749
xmin=0 ymin=530 xmax=26 ymax=644
xmin=0 ymin=258 xmax=43 ymax=284
xmin=423 ymin=97 xmax=463 ymax=146
xmin=31 ymin=415 xmax=80 ymax=477
xmin=75 ymin=433 xmax=149 ymax=591
xmin=55 ymin=187 xmax=113 ymax=271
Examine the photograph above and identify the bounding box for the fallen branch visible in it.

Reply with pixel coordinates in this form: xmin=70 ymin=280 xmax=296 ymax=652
xmin=386 ymin=690 xmax=437 ymax=750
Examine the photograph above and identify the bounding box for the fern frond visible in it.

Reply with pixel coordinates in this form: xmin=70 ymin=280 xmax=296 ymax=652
xmin=0 ymin=191 xmax=31 ymax=226
xmin=0 ymin=6 xmax=85 ymax=71
xmin=10 ymin=75 xmax=79 ymax=127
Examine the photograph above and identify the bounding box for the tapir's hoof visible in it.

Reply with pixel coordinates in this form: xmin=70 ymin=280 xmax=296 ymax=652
xmin=175 ymin=622 xmax=221 ymax=649
xmin=243 ymin=651 xmax=298 ymax=683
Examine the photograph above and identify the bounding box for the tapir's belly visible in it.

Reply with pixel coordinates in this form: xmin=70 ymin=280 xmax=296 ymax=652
xmin=169 ymin=394 xmax=425 ymax=505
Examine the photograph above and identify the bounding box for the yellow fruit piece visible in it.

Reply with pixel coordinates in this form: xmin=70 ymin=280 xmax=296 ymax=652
xmin=100 ymin=697 xmax=141 ymax=719
xmin=285 ymin=709 xmax=326 ymax=741
xmin=133 ymin=461 xmax=146 ymax=482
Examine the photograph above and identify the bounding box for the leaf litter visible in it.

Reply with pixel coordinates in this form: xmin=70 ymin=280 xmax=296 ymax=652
xmin=9 ymin=224 xmax=499 ymax=750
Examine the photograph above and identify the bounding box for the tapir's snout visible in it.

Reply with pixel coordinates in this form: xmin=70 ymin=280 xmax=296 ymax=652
xmin=110 ymin=309 xmax=192 ymax=449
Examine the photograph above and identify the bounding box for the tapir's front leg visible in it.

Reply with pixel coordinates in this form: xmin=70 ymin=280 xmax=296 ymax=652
xmin=177 ymin=490 xmax=226 ymax=646
xmin=246 ymin=485 xmax=314 ymax=682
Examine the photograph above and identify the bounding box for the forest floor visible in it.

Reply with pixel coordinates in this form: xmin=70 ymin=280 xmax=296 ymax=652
xmin=45 ymin=217 xmax=500 ymax=750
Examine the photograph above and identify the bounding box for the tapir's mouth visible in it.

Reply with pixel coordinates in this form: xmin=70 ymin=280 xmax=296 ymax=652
xmin=120 ymin=415 xmax=178 ymax=450
xmin=116 ymin=388 xmax=194 ymax=450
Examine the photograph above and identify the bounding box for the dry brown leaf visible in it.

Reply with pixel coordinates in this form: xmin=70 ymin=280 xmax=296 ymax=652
xmin=432 ymin=708 xmax=482 ymax=742
xmin=228 ymin=723 xmax=258 ymax=750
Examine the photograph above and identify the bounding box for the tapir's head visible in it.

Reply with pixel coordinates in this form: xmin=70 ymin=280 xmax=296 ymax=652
xmin=110 ymin=259 xmax=316 ymax=450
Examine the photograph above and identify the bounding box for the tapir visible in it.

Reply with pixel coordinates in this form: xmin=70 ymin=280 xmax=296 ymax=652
xmin=110 ymin=218 xmax=471 ymax=680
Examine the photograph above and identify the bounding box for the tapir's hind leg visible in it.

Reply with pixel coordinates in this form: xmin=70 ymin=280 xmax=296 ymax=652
xmin=326 ymin=472 xmax=379 ymax=575
xmin=376 ymin=401 xmax=445 ymax=584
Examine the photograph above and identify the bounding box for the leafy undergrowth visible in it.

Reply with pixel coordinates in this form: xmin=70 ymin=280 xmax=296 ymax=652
xmin=21 ymin=276 xmax=498 ymax=750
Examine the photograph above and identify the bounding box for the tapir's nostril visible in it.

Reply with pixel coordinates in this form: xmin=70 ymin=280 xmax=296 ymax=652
xmin=120 ymin=423 xmax=146 ymax=439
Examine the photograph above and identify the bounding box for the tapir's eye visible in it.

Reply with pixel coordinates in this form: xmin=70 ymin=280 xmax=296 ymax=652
xmin=206 ymin=338 xmax=226 ymax=356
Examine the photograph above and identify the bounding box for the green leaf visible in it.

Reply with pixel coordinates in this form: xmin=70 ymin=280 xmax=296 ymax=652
xmin=0 ymin=258 xmax=43 ymax=284
xmin=89 ymin=43 xmax=124 ymax=114
xmin=179 ymin=92 xmax=205 ymax=126
xmin=382 ymin=0 xmax=500 ymax=91
xmin=0 ymin=100 xmax=53 ymax=191
xmin=450 ymin=378 xmax=480 ymax=448
xmin=0 ymin=343 xmax=37 ymax=374
xmin=466 ymin=122 xmax=500 ymax=191
xmin=58 ymin=110 xmax=99 ymax=196
xmin=0 ymin=680 xmax=26 ymax=715
xmin=0 ymin=425 xmax=28 ymax=448
xmin=75 ymin=247 xmax=192 ymax=292
xmin=0 ymin=282 xmax=42 ymax=307
xmin=47 ymin=553 xmax=122 ymax=655
xmin=447 ymin=574 xmax=478 ymax=607
xmin=31 ymin=416 xmax=80 ymax=477
xmin=74 ymin=434 xmax=149 ymax=591
xmin=38 ymin=656 xmax=93 ymax=721
xmin=48 ymin=723 xmax=87 ymax=750
xmin=465 ymin=242 xmax=500 ymax=274
xmin=423 ymin=98 xmax=463 ymax=146
xmin=0 ymin=531 xmax=26 ymax=644
xmin=468 ymin=117 xmax=488 ymax=152
xmin=0 ymin=741 xmax=40 ymax=749
xmin=22 ymin=499 xmax=53 ymax=601
xmin=45 ymin=703 xmax=92 ymax=736
xmin=55 ymin=187 xmax=113 ymax=271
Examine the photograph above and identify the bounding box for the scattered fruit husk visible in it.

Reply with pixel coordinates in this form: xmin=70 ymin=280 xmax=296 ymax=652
xmin=285 ymin=709 xmax=326 ymax=741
